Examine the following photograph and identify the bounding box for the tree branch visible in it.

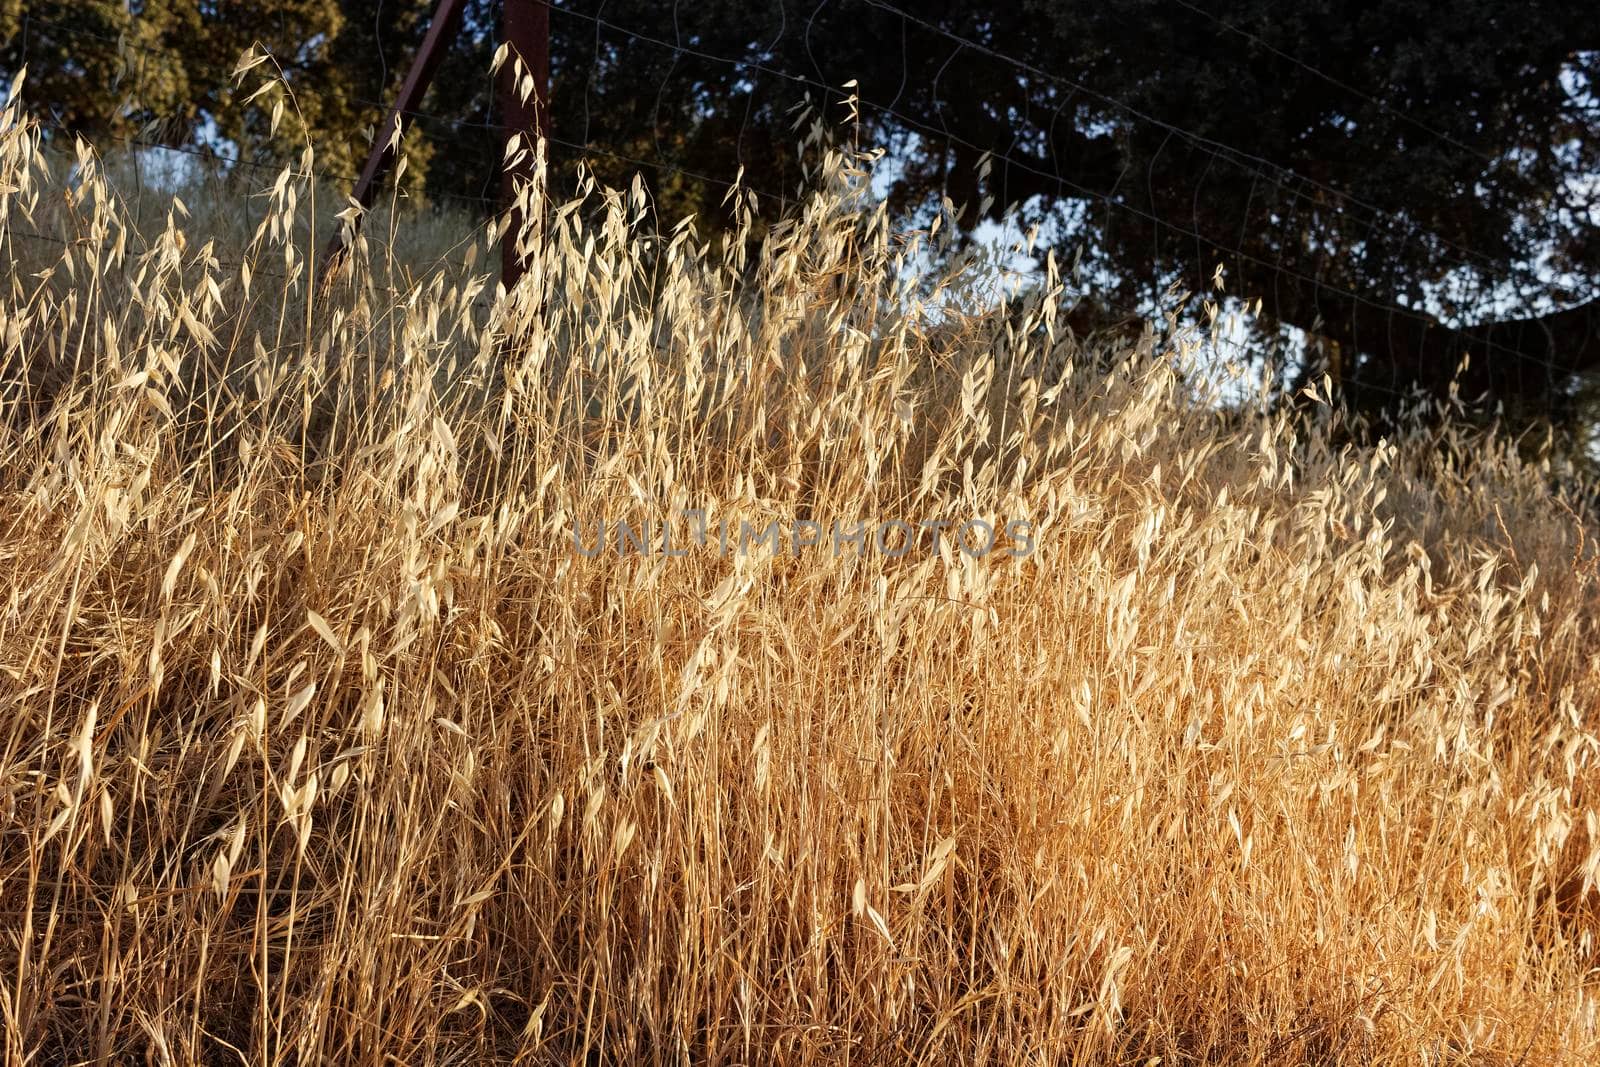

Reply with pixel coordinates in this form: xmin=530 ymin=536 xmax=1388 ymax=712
xmin=1306 ymin=288 xmax=1600 ymax=404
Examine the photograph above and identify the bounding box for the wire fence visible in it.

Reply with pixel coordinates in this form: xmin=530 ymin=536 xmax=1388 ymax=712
xmin=5 ymin=1 xmax=1597 ymax=414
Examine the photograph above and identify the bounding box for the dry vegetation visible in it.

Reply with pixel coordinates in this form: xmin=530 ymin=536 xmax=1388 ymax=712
xmin=3 ymin=80 xmax=1600 ymax=1065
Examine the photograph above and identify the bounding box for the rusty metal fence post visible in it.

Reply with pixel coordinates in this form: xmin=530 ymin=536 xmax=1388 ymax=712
xmin=325 ymin=0 xmax=549 ymax=295
xmin=498 ymin=0 xmax=551 ymax=292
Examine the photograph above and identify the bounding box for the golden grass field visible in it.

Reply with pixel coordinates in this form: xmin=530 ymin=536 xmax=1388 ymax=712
xmin=2 ymin=85 xmax=1600 ymax=1064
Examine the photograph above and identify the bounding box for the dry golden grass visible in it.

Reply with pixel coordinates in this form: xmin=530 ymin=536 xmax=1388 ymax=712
xmin=2 ymin=85 xmax=1600 ymax=1065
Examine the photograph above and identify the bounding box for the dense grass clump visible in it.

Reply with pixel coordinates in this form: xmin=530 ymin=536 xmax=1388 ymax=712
xmin=2 ymin=89 xmax=1599 ymax=1065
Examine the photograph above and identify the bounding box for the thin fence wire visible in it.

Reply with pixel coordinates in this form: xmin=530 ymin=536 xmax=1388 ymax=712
xmin=541 ymin=0 xmax=1568 ymax=345
xmin=5 ymin=2 xmax=1594 ymax=410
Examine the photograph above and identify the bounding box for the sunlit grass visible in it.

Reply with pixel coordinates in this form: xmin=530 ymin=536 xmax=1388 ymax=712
xmin=2 ymin=85 xmax=1599 ymax=1065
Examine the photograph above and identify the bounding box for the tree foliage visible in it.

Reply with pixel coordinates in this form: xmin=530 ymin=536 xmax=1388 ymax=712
xmin=3 ymin=0 xmax=1597 ymax=418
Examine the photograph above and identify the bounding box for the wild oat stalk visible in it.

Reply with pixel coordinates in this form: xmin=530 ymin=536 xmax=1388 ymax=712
xmin=0 ymin=78 xmax=1597 ymax=1066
